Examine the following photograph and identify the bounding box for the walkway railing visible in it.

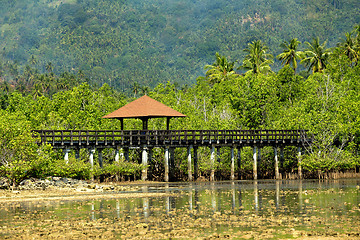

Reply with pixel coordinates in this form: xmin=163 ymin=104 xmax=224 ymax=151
xmin=32 ymin=129 xmax=311 ymax=148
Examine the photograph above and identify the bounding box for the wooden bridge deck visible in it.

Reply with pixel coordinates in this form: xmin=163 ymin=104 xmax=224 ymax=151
xmin=32 ymin=129 xmax=311 ymax=149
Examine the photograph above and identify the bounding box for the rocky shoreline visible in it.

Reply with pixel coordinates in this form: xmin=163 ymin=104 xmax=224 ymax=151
xmin=0 ymin=176 xmax=143 ymax=192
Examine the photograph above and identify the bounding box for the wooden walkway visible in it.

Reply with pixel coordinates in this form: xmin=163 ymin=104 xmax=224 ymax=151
xmin=32 ymin=129 xmax=310 ymax=148
xmin=32 ymin=129 xmax=312 ymax=181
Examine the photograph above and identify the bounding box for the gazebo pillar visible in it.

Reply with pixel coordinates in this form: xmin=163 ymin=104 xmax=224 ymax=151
xmin=120 ymin=118 xmax=124 ymax=130
xmin=141 ymin=117 xmax=149 ymax=130
xmin=166 ymin=117 xmax=172 ymax=130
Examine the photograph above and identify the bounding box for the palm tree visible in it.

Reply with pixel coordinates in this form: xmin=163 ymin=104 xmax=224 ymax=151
xmin=277 ymin=38 xmax=302 ymax=73
xmin=239 ymin=40 xmax=274 ymax=74
xmin=46 ymin=62 xmax=53 ymax=74
xmin=338 ymin=32 xmax=359 ymax=64
xmin=29 ymin=55 xmax=38 ymax=66
xmin=204 ymin=52 xmax=236 ymax=85
xmin=354 ymin=24 xmax=360 ymax=42
xmin=32 ymin=83 xmax=43 ymax=100
xmin=140 ymin=86 xmax=150 ymax=96
xmin=132 ymin=82 xmax=140 ymax=98
xmin=301 ymin=37 xmax=331 ymax=73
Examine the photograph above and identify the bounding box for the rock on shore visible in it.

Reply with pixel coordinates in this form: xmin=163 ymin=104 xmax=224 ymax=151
xmin=0 ymin=177 xmax=140 ymax=192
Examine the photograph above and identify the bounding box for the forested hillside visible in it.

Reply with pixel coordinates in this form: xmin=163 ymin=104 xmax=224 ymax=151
xmin=1 ymin=25 xmax=360 ymax=183
xmin=1 ymin=0 xmax=359 ymax=91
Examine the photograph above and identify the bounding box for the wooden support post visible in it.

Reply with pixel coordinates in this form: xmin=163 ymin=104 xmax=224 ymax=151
xmin=274 ymin=147 xmax=280 ymax=180
xmin=120 ymin=118 xmax=124 ymax=130
xmin=169 ymin=148 xmax=175 ymax=181
xmin=298 ymin=146 xmax=302 ymax=179
xmin=64 ymin=149 xmax=70 ymax=164
xmin=98 ymin=149 xmax=103 ymax=168
xmin=124 ymin=147 xmax=129 ymax=162
xmin=188 ymin=146 xmax=193 ymax=181
xmin=280 ymin=147 xmax=284 ymax=178
xmin=210 ymin=145 xmax=215 ymax=181
xmin=253 ymin=146 xmax=258 ymax=180
xmin=164 ymin=148 xmax=169 ymax=182
xmin=237 ymin=147 xmax=241 ymax=180
xmin=216 ymin=147 xmax=221 ymax=179
xmin=148 ymin=148 xmax=153 ymax=181
xmin=194 ymin=147 xmax=198 ymax=180
xmin=89 ymin=148 xmax=95 ymax=169
xmin=89 ymin=148 xmax=95 ymax=181
xmin=257 ymin=147 xmax=261 ymax=164
xmin=166 ymin=117 xmax=171 ymax=131
xmin=115 ymin=148 xmax=120 ymax=162
xmin=231 ymin=147 xmax=235 ymax=180
xmin=141 ymin=146 xmax=148 ymax=181
xmin=75 ymin=149 xmax=80 ymax=160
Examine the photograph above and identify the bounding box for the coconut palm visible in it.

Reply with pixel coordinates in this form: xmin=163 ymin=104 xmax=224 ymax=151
xmin=354 ymin=24 xmax=360 ymax=41
xmin=204 ymin=52 xmax=236 ymax=85
xmin=140 ymin=86 xmax=150 ymax=96
xmin=132 ymin=82 xmax=140 ymax=98
xmin=46 ymin=62 xmax=53 ymax=74
xmin=29 ymin=55 xmax=38 ymax=66
xmin=277 ymin=38 xmax=302 ymax=73
xmin=239 ymin=40 xmax=274 ymax=74
xmin=338 ymin=32 xmax=359 ymax=64
xmin=301 ymin=37 xmax=331 ymax=73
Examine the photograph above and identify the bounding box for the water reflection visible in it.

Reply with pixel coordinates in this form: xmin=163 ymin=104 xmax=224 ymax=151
xmin=2 ymin=179 xmax=360 ymax=229
xmin=142 ymin=186 xmax=150 ymax=218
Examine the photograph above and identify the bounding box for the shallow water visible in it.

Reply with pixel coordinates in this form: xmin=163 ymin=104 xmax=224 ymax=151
xmin=1 ymin=179 xmax=360 ymax=239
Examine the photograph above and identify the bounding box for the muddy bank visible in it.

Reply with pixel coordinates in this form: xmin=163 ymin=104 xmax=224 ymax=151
xmin=0 ymin=177 xmax=172 ymax=203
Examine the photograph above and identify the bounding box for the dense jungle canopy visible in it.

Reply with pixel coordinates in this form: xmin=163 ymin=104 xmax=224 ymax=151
xmin=0 ymin=0 xmax=360 ymax=91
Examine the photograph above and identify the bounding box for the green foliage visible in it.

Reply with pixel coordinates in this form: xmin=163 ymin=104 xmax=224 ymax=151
xmin=0 ymin=111 xmax=41 ymax=185
xmin=100 ymin=161 xmax=144 ymax=180
xmin=2 ymin=24 xmax=360 ymax=182
xmin=1 ymin=0 xmax=360 ymax=91
xmin=47 ymin=157 xmax=92 ymax=180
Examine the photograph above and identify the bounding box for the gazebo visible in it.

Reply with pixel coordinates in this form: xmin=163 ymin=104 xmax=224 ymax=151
xmin=102 ymin=95 xmax=186 ymax=130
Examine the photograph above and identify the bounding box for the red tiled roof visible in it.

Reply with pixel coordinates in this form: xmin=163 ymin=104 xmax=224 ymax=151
xmin=102 ymin=95 xmax=186 ymax=119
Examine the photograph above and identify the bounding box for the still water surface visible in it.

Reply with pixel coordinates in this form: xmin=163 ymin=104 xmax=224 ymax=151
xmin=1 ymin=179 xmax=360 ymax=239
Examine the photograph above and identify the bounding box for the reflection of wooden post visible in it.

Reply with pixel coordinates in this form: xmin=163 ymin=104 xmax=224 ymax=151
xmin=210 ymin=145 xmax=215 ymax=181
xmin=274 ymin=147 xmax=280 ymax=180
xmin=164 ymin=148 xmax=169 ymax=182
xmin=187 ymin=146 xmax=193 ymax=181
xmin=254 ymin=180 xmax=259 ymax=212
xmin=142 ymin=186 xmax=149 ymax=218
xmin=231 ymin=147 xmax=235 ymax=180
xmin=298 ymin=147 xmax=302 ymax=179
xmin=276 ymin=180 xmax=280 ymax=209
xmin=253 ymin=147 xmax=258 ymax=180
xmin=194 ymin=147 xmax=198 ymax=180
